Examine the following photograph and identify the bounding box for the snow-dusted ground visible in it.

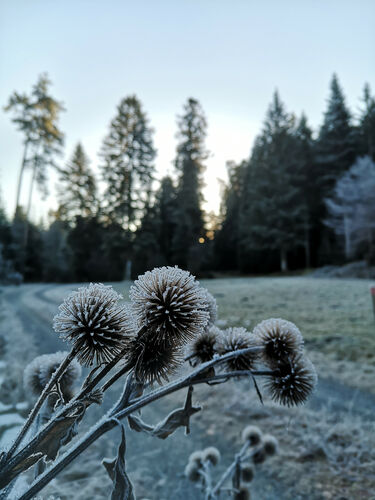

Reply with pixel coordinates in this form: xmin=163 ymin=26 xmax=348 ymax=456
xmin=0 ymin=279 xmax=374 ymax=499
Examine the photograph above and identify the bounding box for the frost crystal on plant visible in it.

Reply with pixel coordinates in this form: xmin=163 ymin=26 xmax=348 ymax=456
xmin=264 ymin=354 xmax=317 ymax=407
xmin=187 ymin=326 xmax=220 ymax=365
xmin=24 ymin=351 xmax=81 ymax=397
xmin=130 ymin=266 xmax=210 ymax=346
xmin=202 ymin=289 xmax=218 ymax=328
xmin=216 ymin=327 xmax=260 ymax=371
xmin=253 ymin=318 xmax=303 ymax=364
xmin=53 ymin=283 xmax=132 ymax=366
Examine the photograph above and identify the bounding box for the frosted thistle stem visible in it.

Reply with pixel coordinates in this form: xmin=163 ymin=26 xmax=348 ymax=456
xmin=6 ymin=348 xmax=78 ymax=459
xmin=210 ymin=441 xmax=250 ymax=497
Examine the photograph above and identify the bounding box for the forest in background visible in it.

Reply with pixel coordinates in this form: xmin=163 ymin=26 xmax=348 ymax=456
xmin=1 ymin=73 xmax=375 ymax=283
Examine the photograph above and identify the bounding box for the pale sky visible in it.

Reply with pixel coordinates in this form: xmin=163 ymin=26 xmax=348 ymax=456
xmin=0 ymin=0 xmax=374 ymax=222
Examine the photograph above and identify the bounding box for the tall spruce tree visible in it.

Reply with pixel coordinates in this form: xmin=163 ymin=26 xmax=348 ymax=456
xmin=100 ymin=95 xmax=156 ymax=230
xmin=359 ymin=83 xmax=375 ymax=160
xmin=239 ymin=92 xmax=306 ymax=272
xmin=315 ymin=74 xmax=358 ymax=194
xmin=154 ymin=176 xmax=177 ymax=263
xmin=172 ymin=98 xmax=207 ymax=268
xmin=56 ymin=143 xmax=97 ymax=221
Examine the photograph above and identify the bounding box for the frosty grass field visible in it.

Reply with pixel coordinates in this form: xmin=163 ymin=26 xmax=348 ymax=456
xmin=0 ymin=276 xmax=374 ymax=499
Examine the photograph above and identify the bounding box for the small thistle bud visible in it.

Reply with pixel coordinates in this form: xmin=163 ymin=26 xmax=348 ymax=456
xmin=24 ymin=352 xmax=81 ymax=399
xmin=252 ymin=447 xmax=267 ymax=464
xmin=242 ymin=425 xmax=262 ymax=446
xmin=188 ymin=450 xmax=204 ymax=467
xmin=127 ymin=333 xmax=182 ymax=385
xmin=216 ymin=328 xmax=260 ymax=372
xmin=53 ymin=283 xmax=132 ymax=366
xmin=202 ymin=446 xmax=221 ymax=466
xmin=187 ymin=326 xmax=220 ymax=365
xmin=202 ymin=290 xmax=218 ymax=327
xmin=262 ymin=434 xmax=278 ymax=456
xmin=240 ymin=463 xmax=254 ymax=483
xmin=265 ymin=354 xmax=317 ymax=407
xmin=234 ymin=486 xmax=251 ymax=500
xmin=130 ymin=266 xmax=210 ymax=346
xmin=253 ymin=318 xmax=303 ymax=365
xmin=185 ymin=461 xmax=201 ymax=482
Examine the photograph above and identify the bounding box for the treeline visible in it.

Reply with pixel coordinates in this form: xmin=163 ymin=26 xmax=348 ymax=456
xmin=1 ymin=74 xmax=375 ymax=282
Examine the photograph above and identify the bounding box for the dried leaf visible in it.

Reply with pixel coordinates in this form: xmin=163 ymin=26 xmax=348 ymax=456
xmin=128 ymin=386 xmax=201 ymax=439
xmin=102 ymin=425 xmax=135 ymax=500
xmin=12 ymin=452 xmax=44 ymax=474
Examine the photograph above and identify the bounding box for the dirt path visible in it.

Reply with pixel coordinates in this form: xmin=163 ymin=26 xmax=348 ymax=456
xmin=0 ymin=283 xmax=374 ymax=499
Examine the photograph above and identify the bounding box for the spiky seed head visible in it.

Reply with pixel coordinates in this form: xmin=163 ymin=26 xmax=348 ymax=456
xmin=216 ymin=328 xmax=260 ymax=372
xmin=127 ymin=332 xmax=182 ymax=385
xmin=185 ymin=461 xmax=201 ymax=482
xmin=202 ymin=290 xmax=218 ymax=328
xmin=240 ymin=463 xmax=254 ymax=483
xmin=53 ymin=283 xmax=132 ymax=366
xmin=265 ymin=354 xmax=317 ymax=407
xmin=188 ymin=450 xmax=204 ymax=467
xmin=187 ymin=326 xmax=220 ymax=365
xmin=252 ymin=447 xmax=267 ymax=464
xmin=130 ymin=266 xmax=210 ymax=346
xmin=262 ymin=435 xmax=278 ymax=456
xmin=202 ymin=446 xmax=221 ymax=466
xmin=234 ymin=486 xmax=251 ymax=500
xmin=242 ymin=425 xmax=262 ymax=446
xmin=24 ymin=352 xmax=81 ymax=398
xmin=253 ymin=318 xmax=303 ymax=365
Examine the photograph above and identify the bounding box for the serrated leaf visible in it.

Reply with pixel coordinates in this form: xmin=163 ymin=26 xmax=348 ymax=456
xmin=103 ymin=425 xmax=135 ymax=500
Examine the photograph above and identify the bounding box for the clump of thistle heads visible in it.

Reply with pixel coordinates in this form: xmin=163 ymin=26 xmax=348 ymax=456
xmin=52 ymin=266 xmax=316 ymax=405
xmin=185 ymin=425 xmax=278 ymax=499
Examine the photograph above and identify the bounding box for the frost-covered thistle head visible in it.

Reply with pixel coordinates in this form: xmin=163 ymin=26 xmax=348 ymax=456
xmin=53 ymin=283 xmax=132 ymax=366
xmin=262 ymin=434 xmax=278 ymax=456
xmin=234 ymin=487 xmax=251 ymax=500
xmin=127 ymin=332 xmax=182 ymax=384
xmin=130 ymin=267 xmax=210 ymax=346
xmin=24 ymin=352 xmax=81 ymax=398
xmin=216 ymin=327 xmax=260 ymax=371
xmin=202 ymin=289 xmax=217 ymax=328
xmin=202 ymin=446 xmax=221 ymax=466
xmin=253 ymin=318 xmax=303 ymax=365
xmin=241 ymin=463 xmax=254 ymax=483
xmin=187 ymin=326 xmax=220 ymax=365
xmin=242 ymin=425 xmax=262 ymax=446
xmin=265 ymin=354 xmax=317 ymax=407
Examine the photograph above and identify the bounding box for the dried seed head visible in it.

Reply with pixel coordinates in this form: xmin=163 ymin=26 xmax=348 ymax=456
xmin=265 ymin=354 xmax=317 ymax=407
xmin=240 ymin=463 xmax=254 ymax=483
xmin=234 ymin=486 xmax=251 ymax=500
xmin=127 ymin=333 xmax=182 ymax=385
xmin=242 ymin=425 xmax=262 ymax=446
xmin=53 ymin=283 xmax=132 ymax=366
xmin=187 ymin=326 xmax=220 ymax=365
xmin=188 ymin=450 xmax=204 ymax=467
xmin=202 ymin=290 xmax=217 ymax=327
xmin=252 ymin=447 xmax=267 ymax=464
xmin=24 ymin=352 xmax=81 ymax=398
xmin=202 ymin=446 xmax=221 ymax=466
xmin=253 ymin=318 xmax=303 ymax=365
xmin=130 ymin=266 xmax=210 ymax=346
xmin=262 ymin=434 xmax=278 ymax=456
xmin=216 ymin=328 xmax=260 ymax=371
xmin=185 ymin=461 xmax=201 ymax=482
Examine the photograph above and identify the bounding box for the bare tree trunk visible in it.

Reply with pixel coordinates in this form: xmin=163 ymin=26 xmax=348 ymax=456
xmin=14 ymin=141 xmax=29 ymax=217
xmin=23 ymin=161 xmax=37 ymax=247
xmin=280 ymin=248 xmax=288 ymax=272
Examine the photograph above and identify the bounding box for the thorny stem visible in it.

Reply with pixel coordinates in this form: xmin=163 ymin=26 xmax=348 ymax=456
xmin=201 ymin=461 xmax=213 ymax=500
xmin=210 ymin=441 xmax=250 ymax=498
xmin=18 ymin=347 xmax=265 ymax=499
xmin=6 ymin=348 xmax=78 ymax=459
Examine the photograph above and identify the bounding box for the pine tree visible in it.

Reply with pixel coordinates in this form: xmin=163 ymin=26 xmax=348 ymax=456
xmin=239 ymin=92 xmax=306 ymax=272
xmin=154 ymin=176 xmax=177 ymax=263
xmin=56 ymin=143 xmax=97 ymax=222
xmin=172 ymin=98 xmax=207 ymax=268
xmin=315 ymin=74 xmax=358 ymax=193
xmin=100 ymin=95 xmax=156 ymax=230
xmin=358 ymin=83 xmax=375 ymax=160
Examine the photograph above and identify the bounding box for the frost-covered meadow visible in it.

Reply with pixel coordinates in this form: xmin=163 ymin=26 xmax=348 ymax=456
xmin=0 ymin=276 xmax=374 ymax=499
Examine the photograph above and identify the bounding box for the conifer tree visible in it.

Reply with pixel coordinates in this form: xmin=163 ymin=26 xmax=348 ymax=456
xmin=315 ymin=74 xmax=358 ymax=193
xmin=239 ymin=92 xmax=306 ymax=272
xmin=359 ymin=83 xmax=375 ymax=160
xmin=172 ymin=98 xmax=207 ymax=268
xmin=100 ymin=95 xmax=156 ymax=230
xmin=155 ymin=176 xmax=177 ymax=263
xmin=56 ymin=143 xmax=97 ymax=222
